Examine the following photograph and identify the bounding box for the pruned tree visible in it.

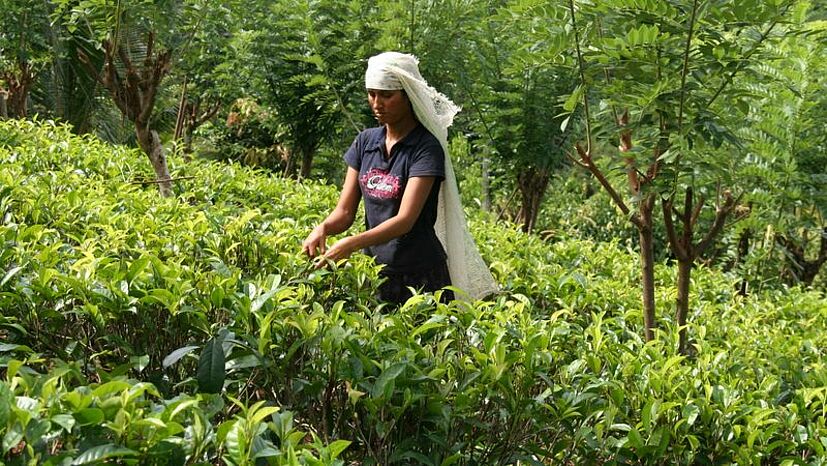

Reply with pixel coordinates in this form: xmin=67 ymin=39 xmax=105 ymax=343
xmin=52 ymin=0 xmax=221 ymax=196
xmin=78 ymin=32 xmax=174 ymax=196
xmin=663 ymin=188 xmax=744 ymax=352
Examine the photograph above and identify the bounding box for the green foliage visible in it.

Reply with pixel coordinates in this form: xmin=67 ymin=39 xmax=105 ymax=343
xmin=2 ymin=119 xmax=826 ymax=464
xmin=197 ymin=98 xmax=287 ymax=170
xmin=724 ymin=8 xmax=827 ymax=288
xmin=0 ymin=0 xmax=52 ymax=75
xmin=217 ymin=0 xmax=378 ymax=178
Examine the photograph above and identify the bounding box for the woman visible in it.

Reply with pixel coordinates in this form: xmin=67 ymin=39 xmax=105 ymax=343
xmin=302 ymin=52 xmax=497 ymax=303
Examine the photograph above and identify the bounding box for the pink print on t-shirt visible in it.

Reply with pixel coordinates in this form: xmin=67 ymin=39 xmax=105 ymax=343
xmin=361 ymin=168 xmax=402 ymax=200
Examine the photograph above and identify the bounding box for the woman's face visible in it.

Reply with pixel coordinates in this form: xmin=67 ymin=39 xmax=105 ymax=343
xmin=367 ymin=89 xmax=412 ymax=126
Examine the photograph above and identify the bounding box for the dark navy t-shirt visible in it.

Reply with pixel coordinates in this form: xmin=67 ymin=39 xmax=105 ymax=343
xmin=344 ymin=124 xmax=446 ymax=273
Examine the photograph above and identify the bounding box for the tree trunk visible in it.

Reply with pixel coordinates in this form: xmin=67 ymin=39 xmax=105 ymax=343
xmin=183 ymin=131 xmax=193 ymax=160
xmin=282 ymin=148 xmax=297 ymax=178
xmin=481 ymin=156 xmax=491 ymax=212
xmin=663 ymin=187 xmax=741 ymax=354
xmin=735 ymin=228 xmax=751 ymax=296
xmin=299 ymin=146 xmax=314 ymax=180
xmin=675 ymin=258 xmax=692 ymax=354
xmin=638 ymin=194 xmax=657 ymax=342
xmin=3 ymin=60 xmax=34 ymax=118
xmin=517 ymin=167 xmax=550 ymax=233
xmin=778 ymin=227 xmax=827 ymax=286
xmin=573 ymin=141 xmax=658 ymax=342
xmin=0 ymin=92 xmax=7 ymax=118
xmin=136 ymin=126 xmax=173 ymax=197
xmin=801 ymin=227 xmax=827 ymax=286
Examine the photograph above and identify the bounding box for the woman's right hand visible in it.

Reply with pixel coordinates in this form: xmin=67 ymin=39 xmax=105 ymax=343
xmin=302 ymin=225 xmax=327 ymax=258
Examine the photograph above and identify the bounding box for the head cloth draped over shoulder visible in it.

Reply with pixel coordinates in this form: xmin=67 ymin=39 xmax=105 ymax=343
xmin=365 ymin=52 xmax=498 ymax=301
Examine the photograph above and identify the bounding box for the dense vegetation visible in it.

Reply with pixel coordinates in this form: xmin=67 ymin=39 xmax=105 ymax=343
xmin=2 ymin=0 xmax=826 ymax=463
xmin=1 ymin=120 xmax=825 ymax=464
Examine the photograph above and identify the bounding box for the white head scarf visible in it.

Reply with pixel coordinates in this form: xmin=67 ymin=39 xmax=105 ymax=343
xmin=365 ymin=52 xmax=498 ymax=301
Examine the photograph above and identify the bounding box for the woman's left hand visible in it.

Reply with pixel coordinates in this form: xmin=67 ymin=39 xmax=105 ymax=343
xmin=316 ymin=236 xmax=358 ymax=268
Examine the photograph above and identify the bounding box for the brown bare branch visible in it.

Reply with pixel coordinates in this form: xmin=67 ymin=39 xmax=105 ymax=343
xmin=662 ymin=196 xmax=689 ymax=261
xmin=575 ymin=143 xmax=637 ymax=225
xmin=199 ymin=101 xmax=221 ymax=125
xmin=682 ymin=187 xmax=694 ymax=240
xmin=174 ymin=78 xmax=188 ymax=141
xmin=138 ymin=51 xmax=169 ymax=124
xmin=689 ymin=194 xmax=704 ymax=231
xmin=565 ymin=149 xmax=589 ymax=168
xmin=696 ymin=190 xmax=737 ymax=256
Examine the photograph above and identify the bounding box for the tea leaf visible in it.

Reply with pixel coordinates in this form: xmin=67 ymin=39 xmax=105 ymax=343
xmin=198 ymin=335 xmax=226 ymax=394
xmin=71 ymin=444 xmax=138 ymax=465
xmin=163 ymin=345 xmax=200 ymax=368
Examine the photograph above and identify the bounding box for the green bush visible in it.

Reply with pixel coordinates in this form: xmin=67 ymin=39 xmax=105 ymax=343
xmin=1 ymin=119 xmax=826 ymax=464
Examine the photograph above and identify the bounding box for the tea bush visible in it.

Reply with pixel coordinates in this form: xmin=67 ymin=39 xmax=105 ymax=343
xmin=1 ymin=119 xmax=825 ymax=464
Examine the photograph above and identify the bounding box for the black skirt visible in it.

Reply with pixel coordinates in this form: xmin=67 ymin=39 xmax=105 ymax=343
xmin=377 ymin=260 xmax=454 ymax=304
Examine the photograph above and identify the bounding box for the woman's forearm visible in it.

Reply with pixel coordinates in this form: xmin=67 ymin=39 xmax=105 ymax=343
xmin=348 ymin=214 xmax=414 ymax=251
xmin=319 ymin=208 xmax=356 ymax=236
xmin=321 ymin=177 xmax=436 ymax=264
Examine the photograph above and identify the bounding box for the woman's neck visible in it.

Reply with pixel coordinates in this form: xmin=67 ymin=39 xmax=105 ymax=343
xmin=385 ymin=116 xmax=418 ymax=143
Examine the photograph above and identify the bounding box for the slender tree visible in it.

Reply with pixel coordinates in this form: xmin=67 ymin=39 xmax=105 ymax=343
xmin=235 ymin=0 xmax=374 ymax=179
xmin=566 ymin=0 xmax=794 ymax=345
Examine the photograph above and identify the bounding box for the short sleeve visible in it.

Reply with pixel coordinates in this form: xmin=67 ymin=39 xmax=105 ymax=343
xmin=343 ymin=134 xmax=362 ymax=170
xmin=409 ymin=141 xmax=445 ymax=180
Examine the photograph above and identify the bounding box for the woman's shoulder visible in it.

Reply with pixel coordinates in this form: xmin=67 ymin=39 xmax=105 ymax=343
xmin=347 ymin=126 xmax=382 ymax=152
xmin=412 ymin=125 xmax=443 ymax=153
xmin=357 ymin=126 xmax=385 ymax=142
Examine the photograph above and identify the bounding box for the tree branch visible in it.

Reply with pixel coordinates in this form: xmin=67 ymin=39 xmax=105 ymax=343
xmin=677 ymin=0 xmax=700 ymax=131
xmin=819 ymin=227 xmax=827 ymax=263
xmin=130 ymin=175 xmax=195 ymax=185
xmin=662 ymin=196 xmax=689 ymax=261
xmin=689 ymin=194 xmax=704 ymax=231
xmin=682 ymin=187 xmax=694 ymax=245
xmin=575 ymin=143 xmax=637 ymax=227
xmin=174 ymin=77 xmax=188 ymax=141
xmin=565 ymin=149 xmax=588 ymax=169
xmin=198 ymin=101 xmax=221 ymax=126
xmin=696 ymin=190 xmax=738 ymax=256
xmin=704 ymin=13 xmax=786 ymax=110
xmin=568 ymin=0 xmax=593 ymax=154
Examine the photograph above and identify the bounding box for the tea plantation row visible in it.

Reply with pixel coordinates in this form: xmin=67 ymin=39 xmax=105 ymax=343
xmin=1 ymin=119 xmax=825 ymax=464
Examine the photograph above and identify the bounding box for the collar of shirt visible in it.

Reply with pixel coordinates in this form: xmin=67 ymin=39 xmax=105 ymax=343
xmin=364 ymin=124 xmax=426 ymax=155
